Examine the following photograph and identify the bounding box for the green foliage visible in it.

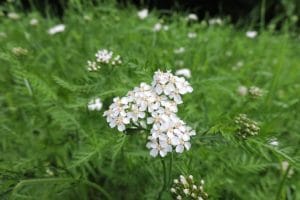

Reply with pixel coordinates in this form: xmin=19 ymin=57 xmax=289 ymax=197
xmin=0 ymin=2 xmax=300 ymax=200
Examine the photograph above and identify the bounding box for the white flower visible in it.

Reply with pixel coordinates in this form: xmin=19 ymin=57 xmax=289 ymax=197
xmin=188 ymin=32 xmax=197 ymax=38
xmin=153 ymin=23 xmax=162 ymax=32
xmin=7 ymin=12 xmax=20 ymax=20
xmin=95 ymin=49 xmax=113 ymax=63
xmin=187 ymin=13 xmax=198 ymax=21
xmin=88 ymin=98 xmax=103 ymax=111
xmin=208 ymin=18 xmax=223 ymax=25
xmin=137 ymin=9 xmax=148 ymax=20
xmin=30 ymin=18 xmax=39 ymax=26
xmin=163 ymin=25 xmax=169 ymax=31
xmin=174 ymin=47 xmax=185 ymax=54
xmin=175 ymin=68 xmax=191 ymax=79
xmin=246 ymin=31 xmax=257 ymax=38
xmin=269 ymin=138 xmax=279 ymax=146
xmin=237 ymin=85 xmax=248 ymax=96
xmin=48 ymin=24 xmax=65 ymax=35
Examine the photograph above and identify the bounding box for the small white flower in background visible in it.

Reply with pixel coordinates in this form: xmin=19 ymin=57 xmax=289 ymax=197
xmin=187 ymin=13 xmax=198 ymax=21
xmin=208 ymin=18 xmax=223 ymax=25
xmin=153 ymin=22 xmax=169 ymax=32
xmin=7 ymin=12 xmax=20 ymax=20
xmin=237 ymin=85 xmax=248 ymax=96
xmin=30 ymin=18 xmax=39 ymax=26
xmin=48 ymin=24 xmax=65 ymax=35
xmin=232 ymin=60 xmax=244 ymax=71
xmin=86 ymin=49 xmax=122 ymax=71
xmin=249 ymin=86 xmax=264 ymax=98
xmin=188 ymin=32 xmax=197 ymax=39
xmin=88 ymin=98 xmax=103 ymax=111
xmin=268 ymin=138 xmax=279 ymax=146
xmin=163 ymin=25 xmax=169 ymax=31
xmin=104 ymin=70 xmax=195 ymax=157
xmin=11 ymin=47 xmax=28 ymax=56
xmin=174 ymin=47 xmax=185 ymax=54
xmin=246 ymin=30 xmax=257 ymax=38
xmin=175 ymin=68 xmax=191 ymax=79
xmin=153 ymin=23 xmax=162 ymax=32
xmin=137 ymin=9 xmax=148 ymax=20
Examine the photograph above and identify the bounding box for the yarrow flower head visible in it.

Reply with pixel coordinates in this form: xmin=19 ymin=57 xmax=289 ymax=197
xmin=30 ymin=18 xmax=39 ymax=26
xmin=48 ymin=24 xmax=65 ymax=35
xmin=88 ymin=98 xmax=103 ymax=111
xmin=171 ymin=175 xmax=208 ymax=200
xmin=137 ymin=9 xmax=148 ymax=20
xmin=188 ymin=32 xmax=197 ymax=39
xmin=246 ymin=30 xmax=258 ymax=39
xmin=7 ymin=12 xmax=20 ymax=20
xmin=187 ymin=13 xmax=198 ymax=21
xmin=86 ymin=49 xmax=122 ymax=71
xmin=174 ymin=47 xmax=185 ymax=55
xmin=235 ymin=114 xmax=260 ymax=138
xmin=153 ymin=22 xmax=169 ymax=32
xmin=104 ymin=70 xmax=195 ymax=157
xmin=11 ymin=47 xmax=28 ymax=57
xmin=249 ymin=86 xmax=264 ymax=98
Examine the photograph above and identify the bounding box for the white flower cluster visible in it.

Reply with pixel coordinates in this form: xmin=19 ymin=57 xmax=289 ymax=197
xmin=246 ymin=30 xmax=258 ymax=39
xmin=171 ymin=175 xmax=208 ymax=200
xmin=87 ymin=49 xmax=122 ymax=71
xmin=88 ymin=98 xmax=103 ymax=111
xmin=104 ymin=70 xmax=195 ymax=157
xmin=48 ymin=24 xmax=65 ymax=35
xmin=153 ymin=22 xmax=169 ymax=32
xmin=137 ymin=9 xmax=148 ymax=20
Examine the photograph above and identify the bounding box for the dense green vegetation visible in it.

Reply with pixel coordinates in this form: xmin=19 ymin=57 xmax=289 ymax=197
xmin=0 ymin=1 xmax=299 ymax=200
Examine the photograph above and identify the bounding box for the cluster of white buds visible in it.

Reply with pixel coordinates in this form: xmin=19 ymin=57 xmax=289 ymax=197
xmin=88 ymin=97 xmax=103 ymax=111
xmin=208 ymin=18 xmax=223 ymax=26
xmin=235 ymin=114 xmax=260 ymax=138
xmin=171 ymin=175 xmax=208 ymax=200
xmin=174 ymin=47 xmax=185 ymax=55
xmin=11 ymin=47 xmax=28 ymax=57
xmin=104 ymin=70 xmax=196 ymax=157
xmin=248 ymin=86 xmax=264 ymax=98
xmin=87 ymin=49 xmax=122 ymax=71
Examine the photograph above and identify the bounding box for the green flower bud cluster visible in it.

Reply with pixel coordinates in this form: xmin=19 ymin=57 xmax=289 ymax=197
xmin=235 ymin=114 xmax=260 ymax=138
xmin=171 ymin=175 xmax=208 ymax=200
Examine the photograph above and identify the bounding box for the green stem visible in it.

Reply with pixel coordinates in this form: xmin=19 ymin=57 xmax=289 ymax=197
xmin=275 ymin=164 xmax=291 ymax=200
xmin=168 ymin=153 xmax=173 ymax=185
xmin=260 ymin=0 xmax=266 ymax=30
xmin=157 ymin=158 xmax=167 ymax=200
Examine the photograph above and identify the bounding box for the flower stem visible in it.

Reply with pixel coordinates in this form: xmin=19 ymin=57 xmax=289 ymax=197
xmin=157 ymin=158 xmax=167 ymax=200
